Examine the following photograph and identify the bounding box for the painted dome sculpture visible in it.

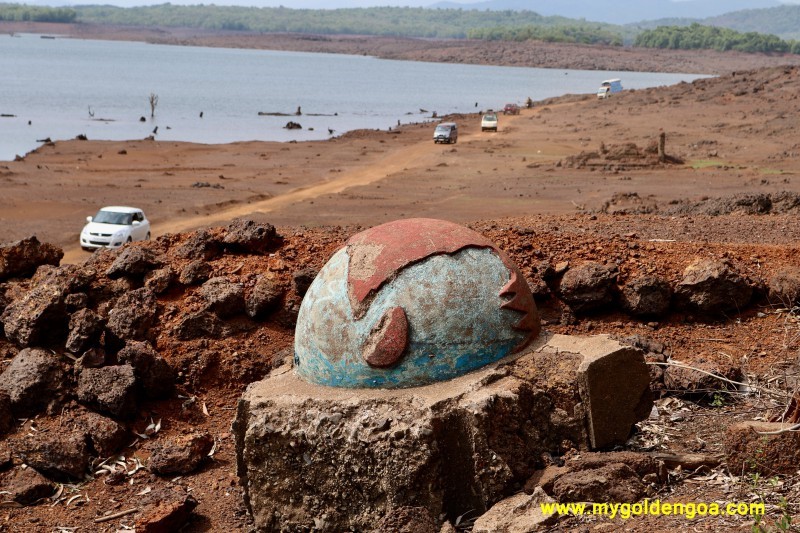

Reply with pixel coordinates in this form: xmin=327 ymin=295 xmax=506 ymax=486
xmin=294 ymin=218 xmax=540 ymax=388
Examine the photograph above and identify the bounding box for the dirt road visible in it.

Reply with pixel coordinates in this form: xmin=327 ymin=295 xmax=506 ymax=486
xmin=53 ymin=120 xmax=507 ymax=263
xmin=12 ymin=67 xmax=800 ymax=264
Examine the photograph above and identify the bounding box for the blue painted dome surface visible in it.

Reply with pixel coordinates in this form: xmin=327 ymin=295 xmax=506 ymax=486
xmin=293 ymin=219 xmax=540 ymax=389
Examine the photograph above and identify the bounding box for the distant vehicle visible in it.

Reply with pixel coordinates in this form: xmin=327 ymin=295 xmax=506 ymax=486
xmin=503 ymin=103 xmax=520 ymax=115
xmin=433 ymin=122 xmax=458 ymax=144
xmin=597 ymin=78 xmax=623 ymax=99
xmin=80 ymin=206 xmax=150 ymax=251
xmin=481 ymin=113 xmax=498 ymax=132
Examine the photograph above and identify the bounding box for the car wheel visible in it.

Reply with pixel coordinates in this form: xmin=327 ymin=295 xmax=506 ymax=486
xmin=146 ymin=232 xmax=151 ymax=240
xmin=126 ymin=237 xmax=132 ymax=243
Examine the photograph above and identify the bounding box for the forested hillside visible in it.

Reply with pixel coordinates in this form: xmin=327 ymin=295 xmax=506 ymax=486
xmin=635 ymin=23 xmax=800 ymax=53
xmin=0 ymin=3 xmax=627 ymax=44
xmin=2 ymin=2 xmax=799 ymax=54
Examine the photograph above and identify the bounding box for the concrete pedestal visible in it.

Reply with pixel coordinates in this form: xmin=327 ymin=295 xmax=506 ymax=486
xmin=234 ymin=333 xmax=651 ymax=531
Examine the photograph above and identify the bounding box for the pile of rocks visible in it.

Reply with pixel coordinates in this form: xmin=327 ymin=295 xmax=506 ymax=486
xmin=531 ymin=256 xmax=798 ymax=321
xmin=0 ymin=218 xmax=312 ymax=528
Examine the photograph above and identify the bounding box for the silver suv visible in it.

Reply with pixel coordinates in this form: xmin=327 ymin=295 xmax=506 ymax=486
xmin=433 ymin=122 xmax=458 ymax=144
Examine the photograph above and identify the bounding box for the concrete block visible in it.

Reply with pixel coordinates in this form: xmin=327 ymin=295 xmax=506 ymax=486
xmin=548 ymin=334 xmax=652 ymax=448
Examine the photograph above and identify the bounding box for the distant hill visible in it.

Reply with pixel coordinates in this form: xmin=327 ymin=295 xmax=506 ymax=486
xmin=629 ymin=5 xmax=800 ymax=40
xmin=706 ymin=5 xmax=800 ymax=40
xmin=431 ymin=0 xmax=782 ymax=25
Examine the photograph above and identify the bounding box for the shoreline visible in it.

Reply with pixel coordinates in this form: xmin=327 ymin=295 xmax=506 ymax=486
xmin=4 ymin=65 xmax=800 ymax=260
xmin=1 ymin=30 xmax=711 ymax=163
xmin=4 ymin=21 xmax=800 ymax=75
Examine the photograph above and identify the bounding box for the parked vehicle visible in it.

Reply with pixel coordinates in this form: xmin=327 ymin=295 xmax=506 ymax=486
xmin=481 ymin=113 xmax=498 ymax=132
xmin=503 ymin=103 xmax=520 ymax=115
xmin=80 ymin=206 xmax=150 ymax=251
xmin=433 ymin=122 xmax=458 ymax=144
xmin=597 ymin=78 xmax=623 ymax=99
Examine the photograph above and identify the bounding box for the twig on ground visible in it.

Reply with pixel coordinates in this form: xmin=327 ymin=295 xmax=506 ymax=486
xmin=93 ymin=508 xmax=138 ymax=523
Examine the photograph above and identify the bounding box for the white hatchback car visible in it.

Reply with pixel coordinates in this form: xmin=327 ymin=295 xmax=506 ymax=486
xmin=481 ymin=113 xmax=498 ymax=132
xmin=80 ymin=206 xmax=151 ymax=251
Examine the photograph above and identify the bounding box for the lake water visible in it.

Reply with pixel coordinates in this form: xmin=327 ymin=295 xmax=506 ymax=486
xmin=1 ymin=33 xmax=707 ymax=161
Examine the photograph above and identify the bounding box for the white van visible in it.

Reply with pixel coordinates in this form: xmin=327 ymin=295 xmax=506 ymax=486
xmin=597 ymin=78 xmax=622 ymax=98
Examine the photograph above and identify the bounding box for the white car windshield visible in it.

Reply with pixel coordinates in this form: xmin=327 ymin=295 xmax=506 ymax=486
xmin=94 ymin=211 xmax=133 ymax=225
xmin=435 ymin=126 xmax=450 ymax=132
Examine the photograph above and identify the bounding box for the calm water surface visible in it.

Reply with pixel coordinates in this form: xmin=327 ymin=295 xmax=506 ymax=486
xmin=1 ymin=33 xmax=708 ymax=161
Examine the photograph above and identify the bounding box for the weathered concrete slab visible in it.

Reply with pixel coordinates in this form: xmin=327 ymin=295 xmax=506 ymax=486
xmin=548 ymin=334 xmax=653 ymax=449
xmin=235 ymin=333 xmax=651 ymax=531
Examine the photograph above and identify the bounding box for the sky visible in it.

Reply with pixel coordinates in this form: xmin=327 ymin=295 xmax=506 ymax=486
xmin=36 ymin=0 xmax=453 ymax=6
xmin=33 ymin=0 xmax=800 ymax=9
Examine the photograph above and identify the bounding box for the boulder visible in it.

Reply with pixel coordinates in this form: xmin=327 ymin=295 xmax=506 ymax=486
xmin=135 ymin=489 xmax=199 ymax=533
xmin=768 ymin=266 xmax=800 ymax=307
xmin=0 ymin=236 xmax=63 ymax=281
xmin=472 ymin=489 xmax=557 ymax=533
xmin=65 ymin=308 xmax=104 ymax=354
xmin=147 ymin=432 xmax=214 ymax=476
xmin=675 ymin=259 xmax=752 ymax=315
xmin=551 ymin=463 xmax=646 ymax=503
xmin=292 ymin=267 xmax=318 ymax=297
xmin=106 ymin=246 xmax=165 ymax=279
xmin=117 ymin=341 xmax=175 ymax=399
xmin=272 ymin=297 xmax=302 ymax=329
xmin=199 ymin=277 xmax=245 ymax=317
xmin=64 ymin=292 xmax=89 ymax=311
xmin=74 ymin=411 xmax=129 ymax=458
xmin=107 ymin=287 xmax=158 ymax=342
xmin=662 ymin=357 xmax=742 ymax=397
xmin=528 ymin=276 xmax=551 ymax=300
xmin=620 ymin=275 xmax=672 ymax=317
xmin=17 ymin=432 xmax=91 ymax=481
xmin=222 ymin=218 xmax=280 ymax=254
xmin=0 ymin=467 xmax=55 ymax=505
xmin=144 ymin=267 xmax=174 ymax=294
xmin=75 ymin=347 xmax=106 ymax=369
xmin=32 ymin=263 xmax=95 ymax=293
xmin=93 ymin=276 xmax=139 ymax=306
xmin=558 ymin=261 xmax=617 ymax=313
xmin=1 ymin=275 xmax=70 ymax=346
xmin=525 ymin=451 xmax=665 ymax=505
xmin=175 ymin=229 xmax=223 ymax=260
xmin=724 ymin=421 xmax=800 ymax=475
xmin=173 ymin=310 xmax=234 ymax=340
xmin=0 ymin=348 xmax=65 ymax=417
xmin=245 ymin=275 xmax=283 ymax=318
xmin=77 ymin=365 xmax=138 ymax=418
xmin=178 ymin=260 xmax=213 ymax=286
